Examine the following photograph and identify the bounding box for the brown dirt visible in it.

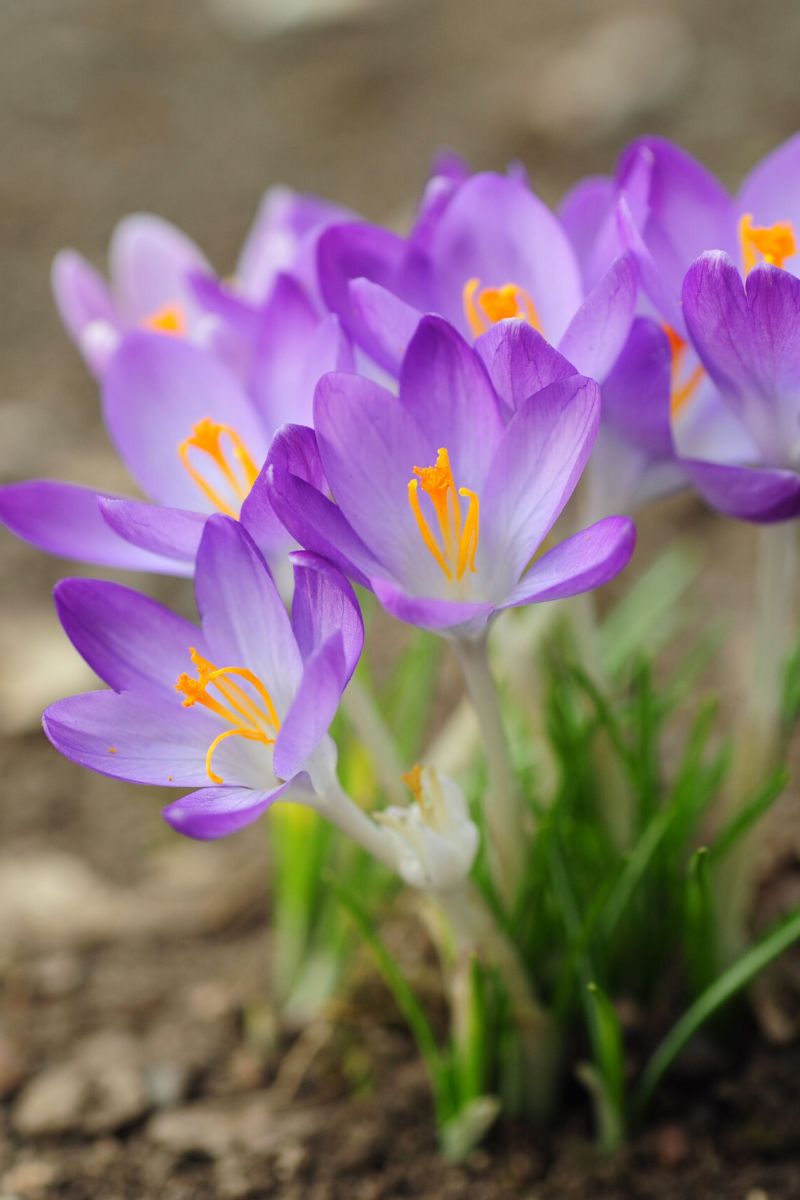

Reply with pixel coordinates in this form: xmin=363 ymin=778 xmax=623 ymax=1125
xmin=2 ymin=0 xmax=800 ymax=1196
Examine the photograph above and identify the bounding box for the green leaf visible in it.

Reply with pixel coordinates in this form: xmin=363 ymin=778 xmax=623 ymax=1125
xmin=584 ymin=981 xmax=626 ymax=1151
xmin=600 ymin=543 xmax=698 ymax=676
xmin=634 ymin=904 xmax=800 ymax=1118
xmin=706 ymin=767 xmax=789 ymax=866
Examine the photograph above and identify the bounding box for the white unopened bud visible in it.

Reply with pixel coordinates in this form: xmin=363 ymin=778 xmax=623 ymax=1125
xmin=375 ymin=765 xmax=479 ymax=892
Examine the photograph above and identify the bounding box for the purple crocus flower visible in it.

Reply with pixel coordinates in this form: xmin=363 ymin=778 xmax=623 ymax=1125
xmin=561 ymin=135 xmax=800 ymax=522
xmin=266 ymin=315 xmax=636 ymax=638
xmin=317 ymin=169 xmax=638 ymax=385
xmin=53 ymin=187 xmax=349 ymax=378
xmin=43 ymin=516 xmax=366 ymax=840
xmin=1 ymin=292 xmax=352 ymax=575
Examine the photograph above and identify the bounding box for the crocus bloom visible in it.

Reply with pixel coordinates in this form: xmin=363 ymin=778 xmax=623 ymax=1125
xmin=317 ymin=168 xmax=638 ymax=384
xmin=561 ymin=135 xmax=800 ymax=522
xmin=266 ymin=315 xmax=636 ymax=637
xmin=0 ymin=300 xmax=352 ymax=575
xmin=43 ymin=516 xmax=374 ymax=841
xmin=375 ymin=765 xmax=479 ymax=893
xmin=53 ymin=187 xmax=348 ymax=378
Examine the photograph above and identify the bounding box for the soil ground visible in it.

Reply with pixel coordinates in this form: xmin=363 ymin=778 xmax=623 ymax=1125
xmin=2 ymin=0 xmax=800 ymax=1196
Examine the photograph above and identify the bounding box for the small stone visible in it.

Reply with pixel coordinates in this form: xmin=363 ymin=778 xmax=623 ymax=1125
xmin=143 ymin=1061 xmax=191 ymax=1110
xmin=147 ymin=1093 xmax=319 ymax=1159
xmin=13 ymin=1032 xmax=149 ymax=1137
xmin=32 ymin=951 xmax=84 ymax=999
xmin=655 ymin=1122 xmax=690 ymax=1168
xmin=1 ymin=1159 xmax=59 ymax=1195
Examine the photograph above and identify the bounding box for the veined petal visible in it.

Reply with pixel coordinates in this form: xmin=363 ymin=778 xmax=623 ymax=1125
xmin=680 ymin=458 xmax=800 ymax=523
xmin=0 ymin=480 xmax=189 ymax=574
xmin=99 ymin=497 xmax=205 ymax=565
xmin=290 ymin=552 xmax=364 ymax=681
xmin=475 ymin=320 xmax=576 ymax=414
xmin=500 ymin=517 xmax=636 ymax=608
xmin=195 ymin=516 xmax=302 ymax=713
xmin=54 ymin=578 xmax=205 ymax=696
xmin=163 ymin=782 xmax=291 ymax=840
xmin=557 ymin=251 xmax=638 ymax=380
xmin=273 ymin=635 xmax=347 ymax=780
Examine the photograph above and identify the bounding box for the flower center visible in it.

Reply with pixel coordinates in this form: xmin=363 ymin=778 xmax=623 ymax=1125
xmin=141 ymin=303 xmax=187 ymax=336
xmin=175 ymin=647 xmax=280 ymax=784
xmin=178 ymin=418 xmax=260 ymax=518
xmin=739 ymin=213 xmax=797 ymax=275
xmin=663 ymin=324 xmax=704 ymax=418
xmin=462 ymin=277 xmax=542 ymax=339
xmin=408 ymin=447 xmax=479 ymax=582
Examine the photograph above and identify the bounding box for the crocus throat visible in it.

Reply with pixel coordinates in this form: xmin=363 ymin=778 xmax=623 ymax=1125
xmin=408 ymin=447 xmax=479 ymax=583
xmin=175 ymin=647 xmax=280 ymax=785
xmin=739 ymin=213 xmax=797 ymax=275
xmin=463 ymin=277 xmax=542 ymax=339
xmin=142 ymin=303 xmax=187 ymax=337
xmin=178 ymin=418 xmax=260 ymax=518
xmin=663 ymin=324 xmax=704 ymax=418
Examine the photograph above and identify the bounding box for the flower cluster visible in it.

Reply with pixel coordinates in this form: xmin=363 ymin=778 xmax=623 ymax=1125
xmin=4 ymin=137 xmax=800 ymax=1149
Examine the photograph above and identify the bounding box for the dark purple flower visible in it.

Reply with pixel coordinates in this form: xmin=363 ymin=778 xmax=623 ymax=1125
xmin=266 ymin=316 xmax=635 ymax=637
xmin=43 ymin=516 xmax=364 ymax=839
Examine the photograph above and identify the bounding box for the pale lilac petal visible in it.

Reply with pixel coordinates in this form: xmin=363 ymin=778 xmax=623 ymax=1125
xmin=51 ymin=250 xmax=118 ymax=350
xmin=163 ymin=782 xmax=291 ymax=840
xmin=558 ymin=176 xmax=616 ymax=283
xmin=474 ymin=320 xmax=576 ymax=414
xmin=372 ymin=576 xmax=494 ymax=635
xmin=501 ymin=517 xmax=635 ymax=607
xmin=272 ymin=636 xmax=345 ymax=780
xmin=557 ymin=252 xmax=638 ymax=380
xmin=481 ymin=376 xmax=601 ymax=584
xmin=680 ymin=458 xmax=800 ymax=523
xmin=195 ymin=516 xmax=302 ymax=712
xmin=109 ymin=213 xmax=210 ymax=323
xmin=265 ymin=425 xmax=380 ymax=588
xmin=103 ymin=332 xmax=269 ymax=510
xmin=54 ymin=578 xmax=204 ymax=696
xmin=738 ymin=134 xmax=800 ymax=275
xmin=290 ymin=552 xmax=364 ymax=680
xmin=0 ymin=480 xmax=187 ymax=574
xmin=347 ymin=278 xmax=422 ymax=376
xmin=399 ymin=316 xmax=504 ymax=488
xmin=99 ymin=497 xmax=205 ymax=565
xmin=427 ymin=173 xmax=584 ymax=344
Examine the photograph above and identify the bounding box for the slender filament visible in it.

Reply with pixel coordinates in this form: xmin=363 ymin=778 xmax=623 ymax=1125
xmin=663 ymin=324 xmax=705 ymax=418
xmin=178 ymin=417 xmax=260 ymax=518
xmin=408 ymin=447 xmax=479 ymax=582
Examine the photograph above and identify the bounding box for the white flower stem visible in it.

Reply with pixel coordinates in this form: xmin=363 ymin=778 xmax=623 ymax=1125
xmin=717 ymin=520 xmax=798 ymax=963
xmin=454 ymin=633 xmax=525 ymax=907
xmin=306 ymin=768 xmax=401 ymax=873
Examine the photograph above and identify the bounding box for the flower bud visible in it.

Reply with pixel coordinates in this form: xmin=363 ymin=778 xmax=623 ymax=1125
xmin=376 ymin=765 xmax=479 ymax=892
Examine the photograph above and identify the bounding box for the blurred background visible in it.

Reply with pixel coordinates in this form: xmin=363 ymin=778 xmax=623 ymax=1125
xmin=1 ymin=0 xmax=799 ymax=1194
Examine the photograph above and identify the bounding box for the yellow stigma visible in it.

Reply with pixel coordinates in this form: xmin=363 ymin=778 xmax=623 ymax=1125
xmin=178 ymin=418 xmax=260 ymax=518
xmin=403 ymin=764 xmax=423 ymax=803
xmin=739 ymin=213 xmax=797 ymax=275
xmin=175 ymin=647 xmax=280 ymax=785
xmin=142 ymin=303 xmax=187 ymax=336
xmin=463 ymin=277 xmax=542 ymax=339
xmin=662 ymin=324 xmax=705 ymax=419
xmin=408 ymin=447 xmax=479 ymax=582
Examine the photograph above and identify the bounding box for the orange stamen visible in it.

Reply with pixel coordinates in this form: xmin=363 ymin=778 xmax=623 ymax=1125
xmin=662 ymin=324 xmax=705 ymax=418
xmin=178 ymin=418 xmax=260 ymax=518
xmin=739 ymin=213 xmax=797 ymax=275
xmin=408 ymin=447 xmax=480 ymax=582
xmin=463 ymin=277 xmax=542 ymax=339
xmin=175 ymin=647 xmax=280 ymax=785
xmin=142 ymin=303 xmax=187 ymax=336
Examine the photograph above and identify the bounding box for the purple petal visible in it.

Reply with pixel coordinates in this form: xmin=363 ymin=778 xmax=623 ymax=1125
xmin=0 ymin=480 xmax=189 ymax=574
xmin=103 ymin=332 xmax=269 ymax=510
xmin=481 ymin=376 xmax=601 ymax=585
xmin=265 ymin=425 xmax=380 ymax=588
xmin=347 ymin=278 xmax=422 ymax=377
xmin=558 ymin=252 xmax=638 ymax=380
xmin=43 ymin=690 xmax=221 ymax=788
xmin=371 ymin=576 xmax=494 ymax=636
xmin=601 ymin=318 xmax=673 ymax=458
xmin=290 ymin=552 xmax=364 ymax=680
xmin=163 ymin=782 xmax=290 ymax=840
xmin=99 ymin=497 xmax=205 ymax=564
xmin=314 ymin=372 xmax=434 ymax=585
xmin=427 ymin=172 xmax=584 ymax=343
xmin=501 ymin=516 xmax=636 ymax=607
xmin=399 ymin=316 xmax=504 ymax=487
xmin=475 ymin=320 xmax=576 ymax=414
xmin=680 ymin=458 xmax=800 ymax=523
xmin=109 ymin=213 xmax=210 ymax=323
xmin=54 ymin=578 xmax=203 ymax=696
xmin=195 ymin=515 xmax=302 ymax=712
xmin=272 ymin=635 xmax=345 ymax=780
xmin=51 ymin=250 xmax=118 ymax=374
xmin=737 ymin=134 xmax=800 ymax=275
xmin=558 ymin=176 xmax=616 ymax=284
xmin=237 ymin=187 xmax=351 ymax=303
